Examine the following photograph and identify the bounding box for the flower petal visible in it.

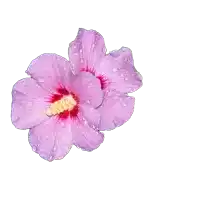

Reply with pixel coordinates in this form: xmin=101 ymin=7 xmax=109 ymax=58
xmin=95 ymin=55 xmax=142 ymax=93
xmin=97 ymin=91 xmax=135 ymax=131
xmin=26 ymin=53 xmax=73 ymax=92
xmin=72 ymin=116 xmax=104 ymax=151
xmin=69 ymin=28 xmax=106 ymax=74
xmin=11 ymin=78 xmax=50 ymax=129
xmin=28 ymin=117 xmax=72 ymax=161
xmin=79 ymin=103 xmax=100 ymax=129
xmin=71 ymin=72 xmax=103 ymax=108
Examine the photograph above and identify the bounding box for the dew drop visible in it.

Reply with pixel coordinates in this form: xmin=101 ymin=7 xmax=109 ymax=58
xmin=112 ymin=68 xmax=118 ymax=72
xmin=121 ymin=47 xmax=127 ymax=51
xmin=86 ymin=100 xmax=90 ymax=104
xmin=117 ymin=117 xmax=125 ymax=125
xmin=49 ymin=156 xmax=53 ymax=161
xmin=92 ymin=125 xmax=98 ymax=130
xmin=87 ymin=83 xmax=93 ymax=88
xmin=128 ymin=87 xmax=133 ymax=92
xmin=39 ymin=78 xmax=44 ymax=83
xmin=13 ymin=91 xmax=17 ymax=95
xmin=35 ymin=84 xmax=40 ymax=89
xmin=32 ymin=146 xmax=37 ymax=152
xmin=71 ymin=65 xmax=75 ymax=72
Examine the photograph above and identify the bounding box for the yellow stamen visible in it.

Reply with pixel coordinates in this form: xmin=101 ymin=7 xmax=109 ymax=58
xmin=46 ymin=95 xmax=77 ymax=116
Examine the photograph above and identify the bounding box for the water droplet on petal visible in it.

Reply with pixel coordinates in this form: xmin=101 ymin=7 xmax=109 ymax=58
xmin=125 ymin=77 xmax=128 ymax=81
xmin=113 ymin=68 xmax=117 ymax=72
xmin=114 ymin=118 xmax=121 ymax=126
xmin=39 ymin=79 xmax=44 ymax=83
xmin=32 ymin=146 xmax=37 ymax=152
xmin=128 ymin=87 xmax=133 ymax=92
xmin=35 ymin=84 xmax=40 ymax=89
xmin=86 ymin=100 xmax=90 ymax=104
xmin=49 ymin=156 xmax=53 ymax=161
xmin=121 ymin=47 xmax=128 ymax=51
xmin=87 ymin=83 xmax=93 ymax=88
xmin=91 ymin=124 xmax=95 ymax=129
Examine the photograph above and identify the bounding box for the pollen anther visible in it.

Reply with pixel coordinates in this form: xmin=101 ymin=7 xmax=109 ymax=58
xmin=46 ymin=95 xmax=77 ymax=116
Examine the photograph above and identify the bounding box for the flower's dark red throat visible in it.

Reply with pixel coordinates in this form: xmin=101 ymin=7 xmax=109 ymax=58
xmin=46 ymin=87 xmax=79 ymax=120
xmin=81 ymin=67 xmax=109 ymax=90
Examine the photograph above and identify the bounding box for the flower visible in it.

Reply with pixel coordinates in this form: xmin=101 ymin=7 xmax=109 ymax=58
xmin=68 ymin=28 xmax=142 ymax=131
xmin=11 ymin=54 xmax=104 ymax=161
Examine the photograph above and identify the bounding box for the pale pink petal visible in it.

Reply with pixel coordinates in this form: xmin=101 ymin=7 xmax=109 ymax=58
xmin=26 ymin=53 xmax=73 ymax=92
xmin=79 ymin=103 xmax=100 ymax=129
xmin=71 ymin=72 xmax=103 ymax=108
xmin=69 ymin=28 xmax=106 ymax=74
xmin=29 ymin=117 xmax=72 ymax=161
xmin=72 ymin=116 xmax=104 ymax=151
xmin=95 ymin=55 xmax=142 ymax=93
xmin=97 ymin=91 xmax=135 ymax=131
xmin=11 ymin=78 xmax=50 ymax=129
xmin=109 ymin=47 xmax=136 ymax=66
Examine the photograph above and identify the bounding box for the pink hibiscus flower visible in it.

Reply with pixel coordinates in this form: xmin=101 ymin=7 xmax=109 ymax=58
xmin=68 ymin=28 xmax=142 ymax=131
xmin=11 ymin=54 xmax=104 ymax=161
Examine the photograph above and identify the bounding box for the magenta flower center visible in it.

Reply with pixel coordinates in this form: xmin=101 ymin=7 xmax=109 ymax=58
xmin=81 ymin=67 xmax=109 ymax=89
xmin=46 ymin=87 xmax=79 ymax=120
